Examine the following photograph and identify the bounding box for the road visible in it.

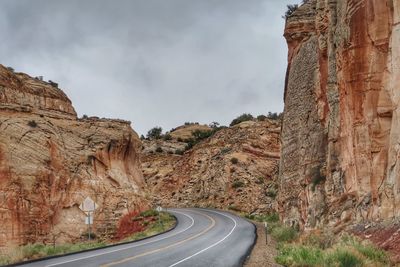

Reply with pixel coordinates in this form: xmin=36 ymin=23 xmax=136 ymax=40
xmin=17 ymin=208 xmax=256 ymax=267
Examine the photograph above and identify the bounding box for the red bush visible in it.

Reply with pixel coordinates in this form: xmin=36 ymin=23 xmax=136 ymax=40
xmin=114 ymin=211 xmax=145 ymax=240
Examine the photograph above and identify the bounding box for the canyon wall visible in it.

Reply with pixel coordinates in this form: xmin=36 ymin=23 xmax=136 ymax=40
xmin=0 ymin=65 xmax=148 ymax=250
xmin=142 ymin=120 xmax=281 ymax=214
xmin=279 ymin=0 xmax=400 ymax=231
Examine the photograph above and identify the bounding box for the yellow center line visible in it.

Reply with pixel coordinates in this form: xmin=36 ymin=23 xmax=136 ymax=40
xmin=101 ymin=210 xmax=216 ymax=267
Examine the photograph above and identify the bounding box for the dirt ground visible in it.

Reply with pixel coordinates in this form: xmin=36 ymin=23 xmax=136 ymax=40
xmin=244 ymin=222 xmax=282 ymax=267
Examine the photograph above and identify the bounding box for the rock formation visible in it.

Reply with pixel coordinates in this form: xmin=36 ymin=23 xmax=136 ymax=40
xmin=142 ymin=120 xmax=281 ymax=213
xmin=0 ymin=65 xmax=148 ymax=251
xmin=279 ymin=0 xmax=400 ymax=231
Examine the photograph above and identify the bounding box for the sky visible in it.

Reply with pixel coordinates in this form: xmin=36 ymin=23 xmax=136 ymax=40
xmin=0 ymin=0 xmax=300 ymax=135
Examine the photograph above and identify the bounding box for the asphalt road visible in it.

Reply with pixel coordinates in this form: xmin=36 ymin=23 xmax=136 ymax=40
xmin=17 ymin=208 xmax=256 ymax=267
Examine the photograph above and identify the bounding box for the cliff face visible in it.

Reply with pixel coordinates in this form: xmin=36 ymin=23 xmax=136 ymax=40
xmin=279 ymin=0 xmax=400 ymax=231
xmin=0 ymin=65 xmax=148 ymax=250
xmin=142 ymin=120 xmax=281 ymax=213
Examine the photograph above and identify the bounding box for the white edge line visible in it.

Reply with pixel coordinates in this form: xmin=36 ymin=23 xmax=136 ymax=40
xmin=168 ymin=210 xmax=238 ymax=267
xmin=45 ymin=210 xmax=195 ymax=267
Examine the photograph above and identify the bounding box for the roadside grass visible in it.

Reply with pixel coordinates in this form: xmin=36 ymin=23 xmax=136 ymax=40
xmin=241 ymin=212 xmax=389 ymax=266
xmin=0 ymin=210 xmax=176 ymax=265
xmin=275 ymin=234 xmax=389 ymax=267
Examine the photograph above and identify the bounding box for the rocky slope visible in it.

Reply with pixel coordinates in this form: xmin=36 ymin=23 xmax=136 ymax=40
xmin=279 ymin=0 xmax=400 ymax=232
xmin=142 ymin=120 xmax=281 ymax=213
xmin=0 ymin=65 xmax=148 ymax=251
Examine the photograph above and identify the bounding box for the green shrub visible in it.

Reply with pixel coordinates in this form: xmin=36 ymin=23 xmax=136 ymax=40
xmin=275 ymin=245 xmax=324 ymax=266
xmin=28 ymin=120 xmax=37 ymax=128
xmin=256 ymin=115 xmax=267 ymax=121
xmin=163 ymin=133 xmax=172 ymax=141
xmin=265 ymin=188 xmax=277 ymax=198
xmin=146 ymin=127 xmax=163 ymax=140
xmin=175 ymin=149 xmax=184 ymax=155
xmin=230 ymin=113 xmax=254 ymax=126
xmin=355 ymin=243 xmax=388 ymax=264
xmin=155 ymin=147 xmax=163 ymax=153
xmin=230 ymin=157 xmax=239 ymax=164
xmin=140 ymin=209 xmax=158 ymax=217
xmin=232 ymin=180 xmax=245 ymax=189
xmin=177 ymin=137 xmax=183 ymax=142
xmin=283 ymin=4 xmax=299 ymax=19
xmin=329 ymin=250 xmax=362 ymax=267
xmin=271 ymin=225 xmax=298 ymax=243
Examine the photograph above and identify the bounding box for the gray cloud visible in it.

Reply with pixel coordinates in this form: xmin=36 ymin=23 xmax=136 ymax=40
xmin=0 ymin=0 xmax=300 ymax=134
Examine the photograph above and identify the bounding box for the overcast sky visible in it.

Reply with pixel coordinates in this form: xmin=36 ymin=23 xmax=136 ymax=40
xmin=0 ymin=0 xmax=299 ymax=134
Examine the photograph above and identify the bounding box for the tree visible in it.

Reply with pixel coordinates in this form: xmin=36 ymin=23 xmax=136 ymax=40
xmin=146 ymin=127 xmax=162 ymax=140
xmin=283 ymin=4 xmax=299 ymax=19
xmin=257 ymin=115 xmax=267 ymax=121
xmin=209 ymin=122 xmax=220 ymax=128
xmin=230 ymin=113 xmax=254 ymax=126
xmin=267 ymin=112 xmax=279 ymax=120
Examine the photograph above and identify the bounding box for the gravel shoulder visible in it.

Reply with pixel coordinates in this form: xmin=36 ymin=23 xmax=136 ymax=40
xmin=244 ymin=222 xmax=282 ymax=267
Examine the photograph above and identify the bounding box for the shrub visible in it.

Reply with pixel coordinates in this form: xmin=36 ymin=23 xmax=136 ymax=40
xmin=192 ymin=129 xmax=213 ymax=141
xmin=82 ymin=114 xmax=89 ymax=119
xmin=209 ymin=121 xmax=220 ymax=128
xmin=155 ymin=147 xmax=163 ymax=153
xmin=230 ymin=157 xmax=239 ymax=164
xmin=271 ymin=225 xmax=298 ymax=243
xmin=146 ymin=127 xmax=163 ymax=140
xmin=355 ymin=243 xmax=388 ymax=264
xmin=28 ymin=120 xmax=37 ymax=128
xmin=230 ymin=113 xmax=254 ymax=126
xmin=140 ymin=209 xmax=158 ymax=217
xmin=175 ymin=149 xmax=184 ymax=155
xmin=267 ymin=112 xmax=279 ymax=120
xmin=283 ymin=4 xmax=299 ymax=19
xmin=163 ymin=133 xmax=172 ymax=141
xmin=329 ymin=250 xmax=362 ymax=267
xmin=232 ymin=180 xmax=244 ymax=189
xmin=115 ymin=211 xmax=144 ymax=240
xmin=257 ymin=115 xmax=267 ymax=121
xmin=303 ymin=232 xmax=335 ymax=250
xmin=177 ymin=137 xmax=183 ymax=142
xmin=275 ymin=245 xmax=324 ymax=267
xmin=265 ymin=188 xmax=277 ymax=199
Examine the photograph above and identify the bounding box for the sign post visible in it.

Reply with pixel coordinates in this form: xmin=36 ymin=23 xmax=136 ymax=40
xmin=264 ymin=222 xmax=268 ymax=244
xmin=79 ymin=197 xmax=98 ymax=241
xmin=156 ymin=206 xmax=163 ymax=228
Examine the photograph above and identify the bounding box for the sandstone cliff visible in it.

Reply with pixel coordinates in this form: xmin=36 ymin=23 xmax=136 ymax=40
xmin=279 ymin=0 xmax=400 ymax=231
xmin=142 ymin=120 xmax=281 ymax=213
xmin=0 ymin=65 xmax=148 ymax=251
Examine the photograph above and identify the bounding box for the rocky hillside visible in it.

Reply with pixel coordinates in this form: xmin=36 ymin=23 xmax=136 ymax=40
xmin=279 ymin=0 xmax=400 ymax=232
xmin=142 ymin=120 xmax=281 ymax=213
xmin=0 ymin=65 xmax=148 ymax=251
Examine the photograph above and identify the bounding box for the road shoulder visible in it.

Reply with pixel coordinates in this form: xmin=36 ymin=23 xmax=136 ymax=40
xmin=244 ymin=222 xmax=282 ymax=267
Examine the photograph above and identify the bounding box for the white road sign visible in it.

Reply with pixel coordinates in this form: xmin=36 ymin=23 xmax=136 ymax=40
xmin=79 ymin=196 xmax=97 ymax=213
xmin=85 ymin=216 xmax=93 ymax=225
xmin=156 ymin=206 xmax=162 ymax=212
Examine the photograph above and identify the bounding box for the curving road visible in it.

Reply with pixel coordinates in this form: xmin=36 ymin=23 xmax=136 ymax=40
xmin=17 ymin=208 xmax=256 ymax=267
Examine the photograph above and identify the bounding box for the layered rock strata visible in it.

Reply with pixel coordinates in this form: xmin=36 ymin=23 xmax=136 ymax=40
xmin=0 ymin=65 xmax=148 ymax=250
xmin=279 ymin=0 xmax=400 ymax=231
xmin=142 ymin=120 xmax=281 ymax=213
